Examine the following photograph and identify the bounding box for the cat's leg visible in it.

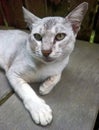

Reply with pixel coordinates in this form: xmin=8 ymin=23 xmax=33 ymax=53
xmin=6 ymin=71 xmax=52 ymax=126
xmin=39 ymin=73 xmax=61 ymax=95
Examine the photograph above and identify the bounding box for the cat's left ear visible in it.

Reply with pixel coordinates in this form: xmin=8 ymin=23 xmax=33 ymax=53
xmin=65 ymin=2 xmax=88 ymax=35
xmin=22 ymin=7 xmax=41 ymax=29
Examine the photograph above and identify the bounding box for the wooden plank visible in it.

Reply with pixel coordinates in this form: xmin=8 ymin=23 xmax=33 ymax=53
xmin=0 ymin=69 xmax=12 ymax=101
xmin=25 ymin=0 xmax=46 ymax=18
xmin=8 ymin=0 xmax=26 ymax=28
xmin=0 ymin=40 xmax=99 ymax=130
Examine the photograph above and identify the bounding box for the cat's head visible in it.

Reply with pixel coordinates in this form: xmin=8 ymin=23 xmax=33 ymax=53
xmin=23 ymin=2 xmax=88 ymax=63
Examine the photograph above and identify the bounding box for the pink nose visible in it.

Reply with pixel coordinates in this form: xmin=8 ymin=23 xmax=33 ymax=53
xmin=42 ymin=50 xmax=52 ymax=57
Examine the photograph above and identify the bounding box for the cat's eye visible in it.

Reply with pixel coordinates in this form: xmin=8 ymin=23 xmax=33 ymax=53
xmin=34 ymin=33 xmax=42 ymax=41
xmin=55 ymin=33 xmax=66 ymax=41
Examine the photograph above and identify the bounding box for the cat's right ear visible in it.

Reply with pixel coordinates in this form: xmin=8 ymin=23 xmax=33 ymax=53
xmin=22 ymin=7 xmax=40 ymax=29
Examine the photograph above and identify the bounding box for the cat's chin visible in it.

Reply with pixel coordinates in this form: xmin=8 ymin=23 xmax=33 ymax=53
xmin=43 ymin=57 xmax=55 ymax=63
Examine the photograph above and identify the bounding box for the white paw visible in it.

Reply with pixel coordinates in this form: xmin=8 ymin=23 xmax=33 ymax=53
xmin=39 ymin=84 xmax=54 ymax=95
xmin=24 ymin=97 xmax=53 ymax=126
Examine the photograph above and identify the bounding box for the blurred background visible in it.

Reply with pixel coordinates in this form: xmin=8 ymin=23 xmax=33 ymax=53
xmin=0 ymin=0 xmax=99 ymax=43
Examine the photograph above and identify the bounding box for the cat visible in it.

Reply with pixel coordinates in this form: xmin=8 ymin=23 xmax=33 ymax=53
xmin=0 ymin=2 xmax=88 ymax=126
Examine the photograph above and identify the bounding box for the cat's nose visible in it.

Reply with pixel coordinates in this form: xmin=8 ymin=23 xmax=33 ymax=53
xmin=42 ymin=49 xmax=52 ymax=57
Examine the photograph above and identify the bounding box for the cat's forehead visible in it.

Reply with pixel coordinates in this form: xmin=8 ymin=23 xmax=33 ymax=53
xmin=32 ymin=17 xmax=71 ymax=34
xmin=42 ymin=17 xmax=64 ymax=29
xmin=33 ymin=17 xmax=65 ymax=29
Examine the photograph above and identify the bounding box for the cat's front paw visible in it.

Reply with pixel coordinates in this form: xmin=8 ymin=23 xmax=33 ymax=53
xmin=39 ymin=83 xmax=54 ymax=95
xmin=39 ymin=74 xmax=61 ymax=95
xmin=24 ymin=97 xmax=52 ymax=126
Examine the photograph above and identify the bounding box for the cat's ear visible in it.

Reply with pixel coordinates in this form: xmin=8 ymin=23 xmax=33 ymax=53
xmin=22 ymin=7 xmax=40 ymax=29
xmin=65 ymin=2 xmax=88 ymax=35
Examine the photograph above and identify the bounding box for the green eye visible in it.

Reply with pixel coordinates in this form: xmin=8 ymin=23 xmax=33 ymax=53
xmin=55 ymin=33 xmax=66 ymax=41
xmin=34 ymin=33 xmax=42 ymax=41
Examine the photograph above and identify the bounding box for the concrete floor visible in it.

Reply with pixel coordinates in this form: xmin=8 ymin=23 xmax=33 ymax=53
xmin=0 ymin=40 xmax=99 ymax=130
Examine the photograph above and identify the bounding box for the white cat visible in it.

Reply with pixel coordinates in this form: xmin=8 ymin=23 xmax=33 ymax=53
xmin=0 ymin=2 xmax=88 ymax=126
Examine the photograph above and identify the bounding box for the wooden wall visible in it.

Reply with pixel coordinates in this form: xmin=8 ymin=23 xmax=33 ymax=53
xmin=0 ymin=0 xmax=98 ymax=42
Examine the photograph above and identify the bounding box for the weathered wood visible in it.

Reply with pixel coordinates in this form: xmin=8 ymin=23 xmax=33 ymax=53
xmin=25 ymin=0 xmax=46 ymax=18
xmin=0 ymin=70 xmax=12 ymax=102
xmin=0 ymin=40 xmax=99 ymax=130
